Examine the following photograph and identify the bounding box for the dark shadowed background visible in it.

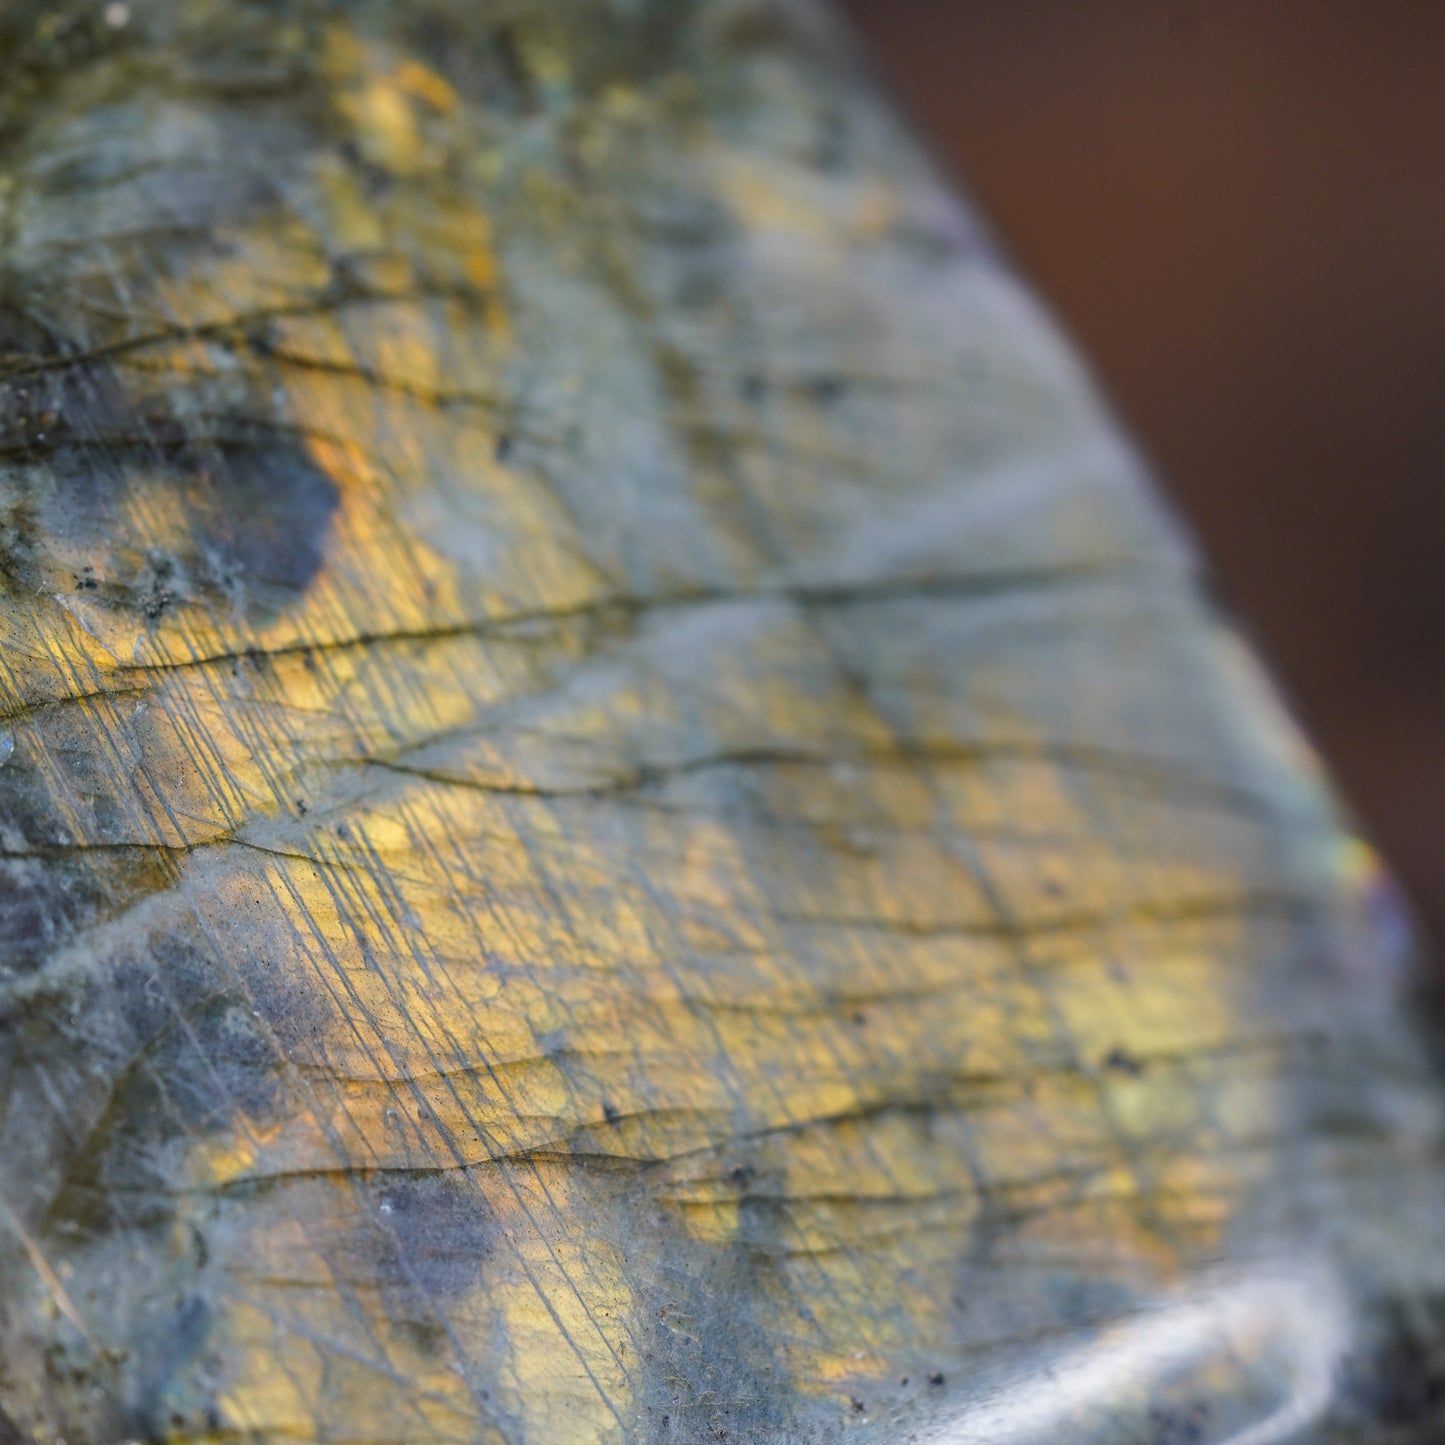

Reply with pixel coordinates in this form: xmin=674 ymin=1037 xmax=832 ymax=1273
xmin=838 ymin=0 xmax=1445 ymax=942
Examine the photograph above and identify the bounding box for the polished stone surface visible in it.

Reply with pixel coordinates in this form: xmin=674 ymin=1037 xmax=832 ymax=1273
xmin=0 ymin=2 xmax=1442 ymax=1440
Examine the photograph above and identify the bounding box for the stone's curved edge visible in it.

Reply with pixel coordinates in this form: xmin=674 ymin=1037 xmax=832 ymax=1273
xmin=920 ymin=1262 xmax=1348 ymax=1445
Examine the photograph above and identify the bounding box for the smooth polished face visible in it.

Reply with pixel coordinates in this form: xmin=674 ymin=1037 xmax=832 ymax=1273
xmin=1 ymin=3 xmax=1443 ymax=1442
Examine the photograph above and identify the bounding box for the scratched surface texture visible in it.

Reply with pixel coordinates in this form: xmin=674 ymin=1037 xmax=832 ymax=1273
xmin=1 ymin=2 xmax=1444 ymax=1442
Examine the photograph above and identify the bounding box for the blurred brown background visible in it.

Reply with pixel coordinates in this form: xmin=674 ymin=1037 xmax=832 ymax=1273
xmin=839 ymin=0 xmax=1445 ymax=942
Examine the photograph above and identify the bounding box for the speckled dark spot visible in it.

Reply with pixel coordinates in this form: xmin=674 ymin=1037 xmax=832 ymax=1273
xmin=1104 ymin=1046 xmax=1145 ymax=1077
xmin=0 ymin=298 xmax=338 ymax=628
